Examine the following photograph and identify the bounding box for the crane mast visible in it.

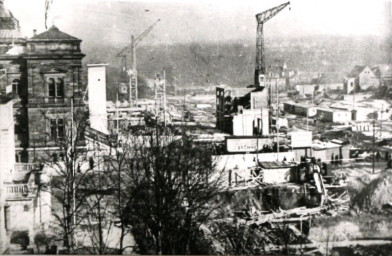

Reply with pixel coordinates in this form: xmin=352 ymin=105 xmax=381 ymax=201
xmin=254 ymin=1 xmax=290 ymax=87
xmin=117 ymin=19 xmax=160 ymax=106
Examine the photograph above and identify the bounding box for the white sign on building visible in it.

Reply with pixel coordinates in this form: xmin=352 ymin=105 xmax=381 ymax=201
xmin=290 ymin=131 xmax=312 ymax=148
xmin=226 ymin=137 xmax=273 ymax=153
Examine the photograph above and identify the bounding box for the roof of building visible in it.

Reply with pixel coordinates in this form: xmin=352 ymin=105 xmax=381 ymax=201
xmin=0 ymin=29 xmax=20 ymax=39
xmin=259 ymin=161 xmax=296 ymax=169
xmin=0 ymin=1 xmax=21 ymax=40
xmin=312 ymin=140 xmax=341 ymax=150
xmin=0 ymin=0 xmax=13 ymax=18
xmin=30 ymin=25 xmax=80 ymax=41
xmin=347 ymin=65 xmax=375 ymax=78
xmin=317 ymin=107 xmax=351 ymax=113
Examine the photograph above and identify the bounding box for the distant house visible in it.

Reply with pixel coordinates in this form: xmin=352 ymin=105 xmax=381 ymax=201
xmin=295 ymin=84 xmax=318 ymax=96
xmin=377 ymin=64 xmax=392 ymax=87
xmin=343 ymin=65 xmax=380 ymax=94
xmin=265 ymin=61 xmax=290 ymax=92
xmin=316 ymin=108 xmax=352 ymax=124
xmin=283 ymin=102 xmax=318 ymax=117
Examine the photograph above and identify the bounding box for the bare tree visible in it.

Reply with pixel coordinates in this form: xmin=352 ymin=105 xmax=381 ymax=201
xmin=115 ymin=128 xmax=223 ymax=255
xmin=78 ymin=170 xmax=116 ymax=255
xmin=37 ymin=107 xmax=94 ymax=253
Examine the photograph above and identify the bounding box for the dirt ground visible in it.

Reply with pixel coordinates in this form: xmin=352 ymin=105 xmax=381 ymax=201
xmin=310 ymin=160 xmax=392 ymax=244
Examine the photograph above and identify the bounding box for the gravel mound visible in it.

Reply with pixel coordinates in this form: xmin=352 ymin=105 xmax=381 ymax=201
xmin=353 ymin=169 xmax=392 ymax=210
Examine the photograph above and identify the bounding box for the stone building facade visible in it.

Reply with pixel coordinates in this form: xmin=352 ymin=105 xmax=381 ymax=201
xmin=0 ymin=6 xmax=85 ymax=162
xmin=0 ymin=0 xmax=85 ymax=249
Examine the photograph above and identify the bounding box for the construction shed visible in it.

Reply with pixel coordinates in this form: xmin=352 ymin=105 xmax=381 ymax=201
xmin=284 ymin=102 xmax=317 ymax=117
xmin=316 ymin=108 xmax=352 ymax=124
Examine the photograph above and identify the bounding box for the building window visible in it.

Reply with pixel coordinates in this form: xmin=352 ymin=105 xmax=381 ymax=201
xmin=24 ymin=205 xmax=29 ymax=212
xmin=12 ymin=79 xmax=20 ymax=95
xmin=48 ymin=77 xmax=64 ymax=98
xmin=56 ymin=78 xmax=64 ymax=98
xmin=4 ymin=206 xmax=10 ymax=231
xmin=50 ymin=118 xmax=65 ymax=140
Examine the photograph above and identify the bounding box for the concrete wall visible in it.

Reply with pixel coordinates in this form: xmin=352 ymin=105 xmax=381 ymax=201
xmin=332 ymin=111 xmax=352 ymax=124
xmin=0 ymin=100 xmax=13 ymax=253
xmin=295 ymin=84 xmax=316 ymax=96
xmin=250 ymin=91 xmax=268 ymax=109
xmin=312 ymin=145 xmax=349 ymax=163
xmin=6 ymin=200 xmax=35 ymax=235
xmin=213 ymin=152 xmax=295 ymax=172
xmin=232 ymin=109 xmax=269 ymax=136
xmin=344 ymin=78 xmax=356 ymax=94
xmin=317 ymin=109 xmax=351 ymax=123
xmin=213 ymin=152 xmax=296 ymax=186
xmin=0 ymin=100 xmax=15 ymax=183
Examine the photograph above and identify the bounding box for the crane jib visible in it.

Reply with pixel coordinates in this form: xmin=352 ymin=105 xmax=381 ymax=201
xmin=254 ymin=1 xmax=290 ymax=87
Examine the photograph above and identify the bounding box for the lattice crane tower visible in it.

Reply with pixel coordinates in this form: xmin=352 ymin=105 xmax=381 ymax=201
xmin=254 ymin=2 xmax=290 ymax=87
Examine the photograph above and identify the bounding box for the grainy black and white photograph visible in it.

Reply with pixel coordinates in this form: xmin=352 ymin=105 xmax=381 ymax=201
xmin=1 ymin=0 xmax=392 ymax=255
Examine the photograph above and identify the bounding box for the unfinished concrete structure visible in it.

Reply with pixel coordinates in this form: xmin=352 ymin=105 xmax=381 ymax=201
xmin=88 ymin=64 xmax=108 ymax=135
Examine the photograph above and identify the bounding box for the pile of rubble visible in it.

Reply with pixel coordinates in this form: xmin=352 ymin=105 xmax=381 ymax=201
xmin=200 ymin=190 xmax=350 ymax=255
xmin=354 ymin=169 xmax=392 ymax=210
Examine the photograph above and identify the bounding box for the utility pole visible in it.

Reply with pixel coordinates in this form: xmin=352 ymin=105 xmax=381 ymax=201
xmin=116 ymin=93 xmax=119 ymax=134
xmin=373 ymin=119 xmax=375 ymax=174
xmin=163 ymin=70 xmax=167 ymax=128
xmin=306 ymin=108 xmax=309 ymax=131
xmin=380 ymin=104 xmax=384 ymax=139
xmin=276 ymin=77 xmax=280 ymax=159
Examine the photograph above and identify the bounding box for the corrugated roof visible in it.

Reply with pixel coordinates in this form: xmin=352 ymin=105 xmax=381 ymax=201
xmin=0 ymin=29 xmax=21 ymax=39
xmin=31 ymin=25 xmax=80 ymax=41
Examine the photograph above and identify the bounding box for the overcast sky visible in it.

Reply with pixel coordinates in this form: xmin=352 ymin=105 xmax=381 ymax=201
xmin=5 ymin=0 xmax=390 ymax=46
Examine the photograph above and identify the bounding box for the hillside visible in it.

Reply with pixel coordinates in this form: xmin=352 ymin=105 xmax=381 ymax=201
xmin=81 ymin=35 xmax=386 ymax=101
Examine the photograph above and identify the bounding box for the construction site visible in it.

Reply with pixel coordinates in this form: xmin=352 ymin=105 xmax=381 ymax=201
xmin=96 ymin=1 xmax=392 ymax=255
xmin=1 ymin=0 xmax=392 ymax=255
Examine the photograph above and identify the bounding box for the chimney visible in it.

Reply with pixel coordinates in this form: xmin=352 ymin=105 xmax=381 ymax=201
xmin=33 ymin=29 xmax=37 ymax=36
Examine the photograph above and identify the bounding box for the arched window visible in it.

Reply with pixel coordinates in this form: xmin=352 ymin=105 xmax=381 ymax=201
xmin=48 ymin=78 xmax=55 ymax=97
xmin=48 ymin=77 xmax=64 ymax=98
xmin=12 ymin=79 xmax=20 ymax=95
xmin=56 ymin=78 xmax=64 ymax=98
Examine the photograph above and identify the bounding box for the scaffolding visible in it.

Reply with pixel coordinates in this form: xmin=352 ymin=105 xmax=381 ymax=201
xmin=154 ymin=71 xmax=167 ymax=126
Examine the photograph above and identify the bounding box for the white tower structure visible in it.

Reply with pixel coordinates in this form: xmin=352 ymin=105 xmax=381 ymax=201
xmin=87 ymin=64 xmax=109 ymax=135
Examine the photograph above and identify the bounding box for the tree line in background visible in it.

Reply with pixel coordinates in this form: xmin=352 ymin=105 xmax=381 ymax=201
xmin=82 ymin=35 xmax=386 ymax=101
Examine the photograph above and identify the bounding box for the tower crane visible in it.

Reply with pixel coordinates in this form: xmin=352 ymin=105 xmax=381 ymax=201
xmin=254 ymin=1 xmax=290 ymax=87
xmin=117 ymin=19 xmax=160 ymax=106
